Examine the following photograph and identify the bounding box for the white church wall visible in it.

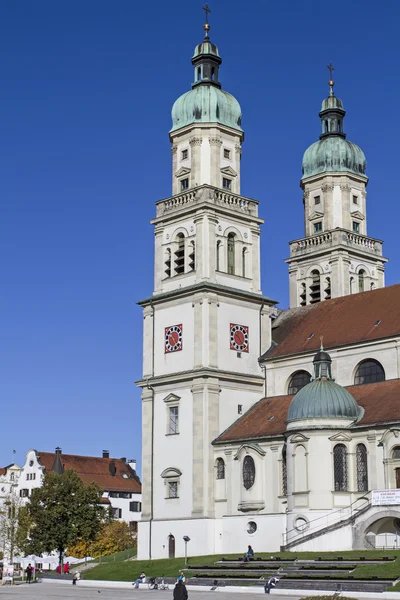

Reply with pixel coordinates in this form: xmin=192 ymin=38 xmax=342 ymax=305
xmin=291 ymin=523 xmax=353 ymax=552
xmin=153 ymin=300 xmax=194 ymax=376
xmin=145 ymin=518 xmax=217 ymax=559
xmin=266 ymin=337 xmax=400 ymax=396
xmin=152 ymin=387 xmax=193 ymax=520
xmin=220 ymin=514 xmax=285 ymax=553
xmin=218 ymin=386 xmax=262 ymax=433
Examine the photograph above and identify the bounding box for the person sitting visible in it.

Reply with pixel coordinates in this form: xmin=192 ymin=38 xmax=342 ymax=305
xmin=243 ymin=545 xmax=254 ymax=562
xmin=178 ymin=571 xmax=186 ymax=583
xmin=134 ymin=572 xmax=146 ymax=588
xmin=72 ymin=572 xmax=80 ymax=586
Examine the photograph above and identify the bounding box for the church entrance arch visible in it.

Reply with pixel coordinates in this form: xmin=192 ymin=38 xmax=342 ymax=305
xmin=354 ymin=509 xmax=400 ymax=549
xmin=168 ymin=534 xmax=175 ymax=558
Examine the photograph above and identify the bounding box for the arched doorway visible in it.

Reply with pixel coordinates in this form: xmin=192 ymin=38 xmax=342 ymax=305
xmin=168 ymin=534 xmax=175 ymax=558
xmin=366 ymin=517 xmax=400 ymax=548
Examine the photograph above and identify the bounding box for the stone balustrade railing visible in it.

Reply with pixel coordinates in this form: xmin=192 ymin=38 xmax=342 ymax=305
xmin=155 ymin=185 xmax=259 ymax=217
xmin=289 ymin=229 xmax=383 ymax=257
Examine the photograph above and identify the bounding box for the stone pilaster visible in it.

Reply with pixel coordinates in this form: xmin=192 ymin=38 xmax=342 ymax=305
xmin=194 ymin=214 xmax=204 ymax=282
xmin=251 ymin=227 xmax=261 ymax=292
xmin=141 ymin=387 xmax=154 ymax=521
xmin=154 ymin=227 xmax=164 ymax=292
xmin=142 ymin=305 xmax=154 ymax=379
xmin=207 ymin=293 xmax=219 ymax=368
xmin=191 ymin=378 xmax=205 ymax=517
xmin=192 ymin=294 xmax=203 ymax=369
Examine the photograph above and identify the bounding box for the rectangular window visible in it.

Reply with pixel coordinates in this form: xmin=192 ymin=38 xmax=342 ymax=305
xmin=129 ymin=501 xmax=142 ymax=512
xmin=129 ymin=521 xmax=138 ymax=532
xmin=314 ymin=221 xmax=322 ymax=233
xmin=180 ymin=178 xmax=189 ymax=191
xmin=314 ymin=195 xmax=320 ymax=204
xmin=111 ymin=507 xmax=122 ymax=519
xmin=168 ymin=481 xmax=178 ymax=498
xmin=353 ymin=221 xmax=360 ymax=233
xmin=353 ymin=195 xmax=358 ymax=204
xmin=223 ymin=148 xmax=231 ymax=159
xmin=181 ymin=149 xmax=188 ymax=160
xmin=19 ymin=489 xmax=29 ymax=498
xmin=222 ymin=177 xmax=232 ymax=190
xmin=168 ymin=406 xmax=179 ymax=434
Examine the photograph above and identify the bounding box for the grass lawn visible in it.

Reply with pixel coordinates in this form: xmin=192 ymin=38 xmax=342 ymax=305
xmin=83 ymin=550 xmax=400 ymax=583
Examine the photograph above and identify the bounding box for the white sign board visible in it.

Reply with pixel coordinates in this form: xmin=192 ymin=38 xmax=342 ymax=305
xmin=372 ymin=489 xmax=400 ymax=506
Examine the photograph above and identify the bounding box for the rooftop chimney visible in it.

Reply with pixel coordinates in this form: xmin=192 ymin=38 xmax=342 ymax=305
xmin=127 ymin=459 xmax=137 ymax=472
xmin=102 ymin=450 xmax=110 ymax=459
xmin=55 ymin=447 xmax=62 ymax=454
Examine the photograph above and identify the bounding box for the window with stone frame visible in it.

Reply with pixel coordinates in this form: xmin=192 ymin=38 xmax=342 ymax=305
xmin=168 ymin=406 xmax=179 ymax=435
xmin=227 ymin=233 xmax=236 ymax=275
xmin=333 ymin=444 xmax=348 ymax=491
xmin=392 ymin=447 xmax=400 ymax=459
xmin=288 ymin=370 xmax=312 ymax=395
xmin=356 ymin=443 xmax=368 ymax=492
xmin=242 ymin=455 xmax=256 ymax=490
xmin=167 ymin=481 xmax=178 ymax=498
xmin=216 ymin=457 xmax=225 ymax=480
xmin=281 ymin=445 xmax=287 ymax=496
xmin=354 ymin=359 xmax=385 ymax=385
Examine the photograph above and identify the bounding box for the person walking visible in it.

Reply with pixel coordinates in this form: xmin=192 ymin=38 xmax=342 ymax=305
xmin=173 ymin=578 xmax=188 ymax=600
xmin=264 ymin=576 xmax=279 ymax=594
xmin=26 ymin=563 xmax=33 ymax=584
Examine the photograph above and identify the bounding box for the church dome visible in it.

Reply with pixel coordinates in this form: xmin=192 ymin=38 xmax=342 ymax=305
xmin=287 ymin=346 xmax=362 ymax=423
xmin=302 ymin=136 xmax=366 ymax=179
xmin=171 ymin=85 xmax=242 ymax=133
xmin=301 ymin=75 xmax=367 ymax=180
xmin=170 ymin=17 xmax=242 ymax=134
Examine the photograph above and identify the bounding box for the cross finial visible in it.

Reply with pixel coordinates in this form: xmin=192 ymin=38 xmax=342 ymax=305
xmin=203 ymin=3 xmax=211 ymax=37
xmin=327 ymin=63 xmax=334 ymax=80
xmin=327 ymin=63 xmax=335 ymax=95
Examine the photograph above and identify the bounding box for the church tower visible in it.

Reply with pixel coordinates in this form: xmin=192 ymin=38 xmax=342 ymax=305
xmin=137 ymin=12 xmax=275 ymax=560
xmin=287 ymin=68 xmax=387 ymax=308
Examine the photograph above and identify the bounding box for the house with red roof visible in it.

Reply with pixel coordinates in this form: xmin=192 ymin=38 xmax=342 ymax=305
xmin=18 ymin=448 xmax=141 ymax=530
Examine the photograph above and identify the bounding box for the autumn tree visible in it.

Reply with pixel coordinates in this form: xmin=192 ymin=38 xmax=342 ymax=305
xmin=24 ymin=470 xmax=104 ymax=566
xmin=0 ymin=493 xmax=26 ymax=562
xmin=68 ymin=520 xmax=136 ymax=558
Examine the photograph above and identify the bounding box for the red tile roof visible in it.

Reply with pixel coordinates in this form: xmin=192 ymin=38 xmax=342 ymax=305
xmin=265 ymin=284 xmax=400 ymax=360
xmin=36 ymin=452 xmax=141 ymax=493
xmin=214 ymin=379 xmax=400 ymax=443
xmin=0 ymin=468 xmax=6 ymax=476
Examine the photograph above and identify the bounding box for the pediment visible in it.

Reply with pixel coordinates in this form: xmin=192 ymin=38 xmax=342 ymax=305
xmin=289 ymin=433 xmax=310 ymax=444
xmin=233 ymin=443 xmax=266 ymax=460
xmin=163 ymin=393 xmax=181 ymax=404
xmin=378 ymin=428 xmax=400 ymax=444
xmin=220 ymin=166 xmax=237 ymax=177
xmin=328 ymin=432 xmax=352 ymax=442
xmin=308 ymin=211 xmax=324 ymax=221
xmin=350 ymin=210 xmax=365 ymax=220
xmin=175 ymin=167 xmax=191 ymax=177
xmin=160 ymin=467 xmax=182 ymax=478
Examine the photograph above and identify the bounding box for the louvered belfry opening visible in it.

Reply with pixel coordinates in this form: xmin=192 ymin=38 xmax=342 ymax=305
xmin=174 ymin=233 xmax=185 ymax=275
xmin=309 ymin=270 xmax=321 ymax=303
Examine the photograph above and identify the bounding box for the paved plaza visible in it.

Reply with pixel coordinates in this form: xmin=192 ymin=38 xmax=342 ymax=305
xmin=0 ymin=583 xmax=303 ymax=600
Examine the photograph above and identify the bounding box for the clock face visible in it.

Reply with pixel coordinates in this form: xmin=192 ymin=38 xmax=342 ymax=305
xmin=165 ymin=324 xmax=183 ymax=353
xmin=230 ymin=323 xmax=249 ymax=353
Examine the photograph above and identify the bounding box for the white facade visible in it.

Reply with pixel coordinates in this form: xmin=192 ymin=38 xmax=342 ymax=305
xmin=138 ymin=24 xmax=400 ymax=560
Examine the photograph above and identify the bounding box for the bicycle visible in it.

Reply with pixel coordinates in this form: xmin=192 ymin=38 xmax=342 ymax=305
xmin=148 ymin=577 xmax=169 ymax=590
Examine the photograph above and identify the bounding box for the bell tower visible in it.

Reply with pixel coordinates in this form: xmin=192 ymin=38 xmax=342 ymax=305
xmin=287 ymin=66 xmax=387 ymax=308
xmin=137 ymin=10 xmax=275 ymax=560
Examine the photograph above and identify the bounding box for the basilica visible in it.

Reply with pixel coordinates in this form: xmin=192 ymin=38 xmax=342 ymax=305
xmin=137 ymin=16 xmax=400 ymax=559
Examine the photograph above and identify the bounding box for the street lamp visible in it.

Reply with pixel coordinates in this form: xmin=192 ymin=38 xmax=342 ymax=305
xmin=183 ymin=536 xmax=190 ymax=566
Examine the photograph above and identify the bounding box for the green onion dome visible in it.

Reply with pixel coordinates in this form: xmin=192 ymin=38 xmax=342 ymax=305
xmin=301 ymin=80 xmax=367 ymax=179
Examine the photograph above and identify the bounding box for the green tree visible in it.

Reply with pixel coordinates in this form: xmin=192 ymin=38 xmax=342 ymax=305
xmin=68 ymin=520 xmax=136 ymax=558
xmin=24 ymin=470 xmax=104 ymax=566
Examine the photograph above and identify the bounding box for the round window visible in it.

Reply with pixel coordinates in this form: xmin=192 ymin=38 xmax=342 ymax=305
xmin=242 ymin=456 xmax=255 ymax=490
xmin=29 ymin=460 xmax=34 ymax=467
xmin=247 ymin=521 xmax=257 ymax=534
xmin=294 ymin=516 xmax=309 ymax=532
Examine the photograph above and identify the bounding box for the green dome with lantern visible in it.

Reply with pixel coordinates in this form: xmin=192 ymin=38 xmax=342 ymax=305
xmin=287 ymin=346 xmax=363 ymax=423
xmin=302 ymin=73 xmax=367 ymax=180
xmin=170 ymin=17 xmax=242 ymax=134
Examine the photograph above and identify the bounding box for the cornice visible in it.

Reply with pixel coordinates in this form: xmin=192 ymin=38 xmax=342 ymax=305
xmin=136 ymin=366 xmax=265 ymax=389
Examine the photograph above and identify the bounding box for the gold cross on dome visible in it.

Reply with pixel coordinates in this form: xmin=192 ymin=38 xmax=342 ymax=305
xmin=203 ymin=3 xmax=211 ymax=23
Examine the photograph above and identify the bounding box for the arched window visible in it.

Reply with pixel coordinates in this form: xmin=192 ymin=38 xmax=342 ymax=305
xmin=309 ymin=270 xmax=321 ymax=303
xmin=164 ymin=248 xmax=171 ymax=278
xmin=288 ymin=370 xmax=312 ymax=395
xmin=197 ymin=67 xmax=201 ymax=81
xmin=337 ymin=120 xmax=341 ymax=133
xmin=189 ymin=241 xmax=195 ymax=271
xmin=174 ymin=233 xmax=185 ymax=275
xmin=294 ymin=445 xmax=307 ymax=492
xmin=325 ymin=120 xmax=329 ymax=133
xmin=354 ymin=359 xmax=385 ymax=385
xmin=392 ymin=447 xmax=400 ymax=459
xmin=227 ymin=233 xmax=236 ymax=275
xmin=281 ymin=445 xmax=287 ymax=496
xmin=211 ymin=67 xmax=215 ymax=80
xmin=358 ymin=269 xmax=365 ymax=292
xmin=356 ymin=443 xmax=368 ymax=492
xmin=242 ymin=248 xmax=246 ymax=278
xmin=350 ymin=276 xmax=354 ymax=294
xmin=216 ymin=240 xmax=221 ymax=271
xmin=216 ymin=458 xmax=225 ymax=480
xmin=333 ymin=444 xmax=348 ymax=491
xmin=242 ymin=455 xmax=255 ymax=490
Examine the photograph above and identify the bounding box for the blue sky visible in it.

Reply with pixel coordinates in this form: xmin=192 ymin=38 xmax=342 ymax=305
xmin=2 ymin=0 xmax=400 ymax=473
